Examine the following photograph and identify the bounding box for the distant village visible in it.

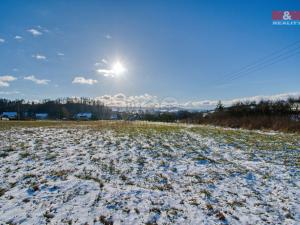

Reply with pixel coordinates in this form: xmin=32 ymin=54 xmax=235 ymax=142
xmin=0 ymin=97 xmax=207 ymax=122
xmin=0 ymin=106 xmax=206 ymax=122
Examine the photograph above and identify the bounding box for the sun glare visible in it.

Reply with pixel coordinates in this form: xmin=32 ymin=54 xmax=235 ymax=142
xmin=112 ymin=61 xmax=126 ymax=76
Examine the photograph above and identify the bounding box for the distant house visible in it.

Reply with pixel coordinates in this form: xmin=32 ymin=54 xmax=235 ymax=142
xmin=202 ymin=110 xmax=214 ymax=118
xmin=1 ymin=112 xmax=17 ymax=120
xmin=127 ymin=113 xmax=141 ymax=121
xmin=35 ymin=113 xmax=48 ymax=120
xmin=202 ymin=112 xmax=209 ymax=118
xmin=110 ymin=112 xmax=122 ymax=120
xmin=75 ymin=112 xmax=92 ymax=120
xmin=290 ymin=114 xmax=300 ymax=122
xmin=291 ymin=103 xmax=300 ymax=112
xmin=110 ymin=108 xmax=122 ymax=120
xmin=110 ymin=113 xmax=119 ymax=120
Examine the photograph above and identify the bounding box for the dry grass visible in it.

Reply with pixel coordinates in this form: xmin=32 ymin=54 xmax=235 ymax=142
xmin=202 ymin=116 xmax=300 ymax=133
xmin=0 ymin=120 xmax=183 ymax=134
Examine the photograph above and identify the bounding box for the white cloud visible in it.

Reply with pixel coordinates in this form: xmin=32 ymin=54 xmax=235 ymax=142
xmin=27 ymin=28 xmax=42 ymax=36
xmin=0 ymin=38 xmax=5 ymax=43
xmin=0 ymin=91 xmax=20 ymax=95
xmin=37 ymin=25 xmax=49 ymax=33
xmin=32 ymin=54 xmax=47 ymax=60
xmin=72 ymin=77 xmax=98 ymax=85
xmin=96 ymin=61 xmax=127 ymax=77
xmin=94 ymin=59 xmax=108 ymax=66
xmin=5 ymin=91 xmax=296 ymax=110
xmin=105 ymin=34 xmax=112 ymax=39
xmin=57 ymin=52 xmax=64 ymax=56
xmin=0 ymin=75 xmax=17 ymax=87
xmin=94 ymin=92 xmax=300 ymax=110
xmin=227 ymin=92 xmax=300 ymax=105
xmin=24 ymin=75 xmax=50 ymax=85
xmin=14 ymin=35 xmax=23 ymax=40
xmin=96 ymin=69 xmax=115 ymax=77
xmin=183 ymin=92 xmax=300 ymax=109
xmin=95 ymin=93 xmax=160 ymax=108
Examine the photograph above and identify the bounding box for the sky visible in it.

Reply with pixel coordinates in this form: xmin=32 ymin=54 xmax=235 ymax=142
xmin=0 ymin=0 xmax=300 ymax=109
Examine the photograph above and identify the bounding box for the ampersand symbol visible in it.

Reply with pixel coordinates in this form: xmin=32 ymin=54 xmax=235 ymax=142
xmin=283 ymin=11 xmax=292 ymax=20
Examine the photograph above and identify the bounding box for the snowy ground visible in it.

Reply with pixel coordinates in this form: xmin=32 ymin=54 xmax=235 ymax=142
xmin=0 ymin=121 xmax=299 ymax=225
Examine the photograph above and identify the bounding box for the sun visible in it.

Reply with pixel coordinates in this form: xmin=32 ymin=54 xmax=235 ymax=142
xmin=112 ymin=61 xmax=126 ymax=76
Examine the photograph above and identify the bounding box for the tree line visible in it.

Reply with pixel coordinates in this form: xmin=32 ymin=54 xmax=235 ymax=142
xmin=0 ymin=97 xmax=112 ymax=119
xmin=205 ymin=98 xmax=300 ymax=132
xmin=141 ymin=98 xmax=300 ymax=132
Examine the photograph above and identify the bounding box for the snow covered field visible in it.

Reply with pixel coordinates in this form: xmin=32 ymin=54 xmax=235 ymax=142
xmin=0 ymin=121 xmax=299 ymax=225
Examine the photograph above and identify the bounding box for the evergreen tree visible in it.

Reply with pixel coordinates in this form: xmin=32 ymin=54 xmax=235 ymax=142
xmin=216 ymin=100 xmax=224 ymax=112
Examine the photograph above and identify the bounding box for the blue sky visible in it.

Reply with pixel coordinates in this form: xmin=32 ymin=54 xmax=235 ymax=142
xmin=0 ymin=0 xmax=300 ymax=108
